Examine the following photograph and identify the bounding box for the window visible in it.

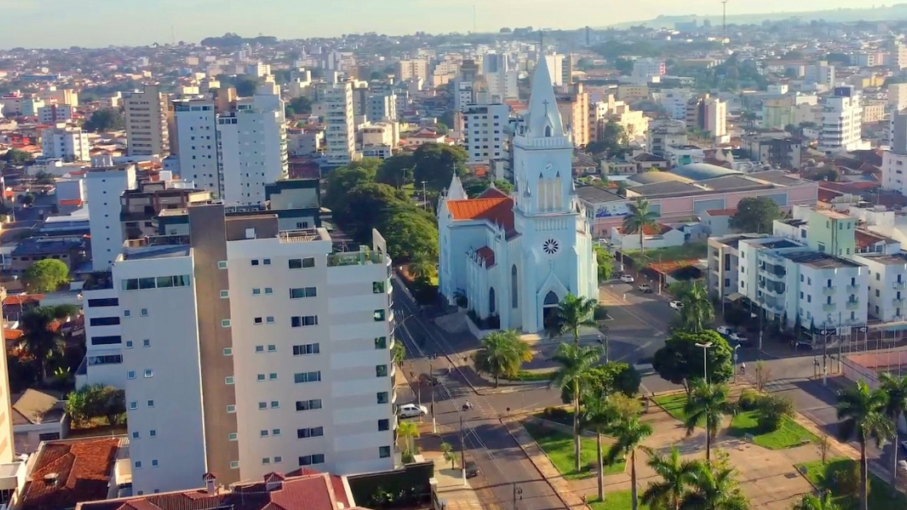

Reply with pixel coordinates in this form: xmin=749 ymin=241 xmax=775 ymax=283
xmin=259 ymin=402 xmax=267 ymax=410
xmin=298 ymin=427 xmax=324 ymax=438
xmin=269 ymin=373 xmax=278 ymax=380
xmin=92 ymin=335 xmax=122 ymax=345
xmin=373 ymin=281 xmax=385 ymax=293
xmin=129 ymin=401 xmax=138 ymax=410
xmin=152 ymin=460 xmax=158 ymax=467
xmin=263 ymin=258 xmax=271 ymax=265
xmin=126 ymin=341 xmax=134 ymax=348
xmin=225 ymin=376 xmax=234 ymax=385
xmin=290 ymin=287 xmax=317 ymax=299
xmin=218 ymin=261 xmax=228 ymax=269
xmin=255 ymin=345 xmax=264 ymax=353
xmin=230 ymin=461 xmax=239 ymax=469
xmin=270 ymin=401 xmax=280 ymax=408
xmin=221 ymin=319 xmax=231 ymax=328
xmin=296 ymin=399 xmax=323 ymax=411
xmin=220 ymin=290 xmax=229 ymax=299
xmin=226 ymin=405 xmax=236 ymax=413
xmin=291 ymin=315 xmax=318 ymax=327
xmin=88 ymin=298 xmax=119 ymax=307
xmin=144 ymin=369 xmax=153 ymax=378
xmin=253 ymin=288 xmax=261 ymax=295
xmin=127 ymin=371 xmax=136 ymax=380
xmin=378 ymin=419 xmax=390 ymax=431
xmin=294 ymin=371 xmax=322 ymax=383
xmin=257 ymin=374 xmax=266 ymax=381
xmin=293 ymin=343 xmax=320 ymax=356
xmin=254 ymin=317 xmax=263 ymax=325
xmin=267 ymin=345 xmax=276 ymax=352
xmin=274 ymin=456 xmax=283 ymax=463
xmin=132 ymin=432 xmax=140 ymax=439
xmin=376 ymin=365 xmax=388 ymax=377
xmin=272 ymin=429 xmax=281 ymax=436
xmin=373 ymin=310 xmax=386 ymax=321
xmin=147 ymin=400 xmax=154 ymax=407
xmin=289 ymin=257 xmax=316 ymax=269
xmin=262 ymin=458 xmax=271 ymax=465
xmin=265 ymin=287 xmax=273 ymax=294
xmin=379 ymin=446 xmax=391 ymax=458
xmin=260 ymin=430 xmax=269 ymax=437
xmin=141 ymin=308 xmax=149 ymax=316
xmin=143 ymin=339 xmax=150 ymax=347
xmin=377 ymin=392 xmax=389 ymax=404
xmin=298 ymin=454 xmax=325 ymax=466
xmin=228 ymin=433 xmax=238 ymax=441
xmin=251 ymin=259 xmax=260 ymax=266
xmin=375 ymin=337 xmax=387 ymax=349
xmin=135 ymin=461 xmax=142 ymax=468
xmin=124 ymin=310 xmax=131 ymax=317
xmin=223 ymin=348 xmax=233 ymax=356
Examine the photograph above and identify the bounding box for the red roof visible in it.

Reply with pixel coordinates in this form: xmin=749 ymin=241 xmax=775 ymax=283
xmin=855 ymin=230 xmax=886 ymax=249
xmin=77 ymin=470 xmax=354 ymax=510
xmin=475 ymin=246 xmax=495 ymax=267
xmin=21 ymin=437 xmax=120 ymax=510
xmin=447 ymin=196 xmax=514 ymax=233
xmin=705 ymin=208 xmax=736 ymax=217
xmin=616 ymin=223 xmax=672 ymax=236
xmin=3 ymin=294 xmax=45 ymax=306
xmin=477 ymin=187 xmax=508 ymax=199
xmin=59 ymin=199 xmax=83 ymax=207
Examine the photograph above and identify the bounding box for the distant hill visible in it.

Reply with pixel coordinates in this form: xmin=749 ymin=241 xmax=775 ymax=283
xmin=605 ymin=3 xmax=907 ymax=29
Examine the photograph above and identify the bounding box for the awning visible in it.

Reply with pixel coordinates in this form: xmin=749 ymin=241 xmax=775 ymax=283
xmin=725 ymin=292 xmax=744 ymax=302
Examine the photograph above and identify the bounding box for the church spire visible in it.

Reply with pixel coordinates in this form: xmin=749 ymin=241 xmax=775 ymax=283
xmin=526 ymin=56 xmax=565 ymax=139
xmin=446 ymin=173 xmax=467 ymax=200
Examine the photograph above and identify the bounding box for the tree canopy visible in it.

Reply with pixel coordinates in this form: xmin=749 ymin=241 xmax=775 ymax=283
xmin=83 ymin=108 xmax=124 ymax=133
xmin=23 ymin=259 xmax=70 ymax=293
xmin=652 ymin=330 xmax=734 ymax=393
xmin=729 ymin=197 xmax=781 ymax=234
xmin=286 ymin=96 xmax=313 ymax=118
xmin=323 ymin=163 xmax=380 ymax=211
xmin=375 ymin=154 xmax=415 ymax=188
xmin=560 ymin=361 xmax=641 ymax=405
xmin=233 ymin=75 xmax=259 ymax=97
xmin=1 ymin=148 xmax=34 ymax=166
xmin=412 ymin=143 xmax=467 ymax=192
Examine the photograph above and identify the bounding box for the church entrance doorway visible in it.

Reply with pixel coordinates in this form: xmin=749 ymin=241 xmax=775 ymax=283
xmin=542 ymin=291 xmax=559 ymax=331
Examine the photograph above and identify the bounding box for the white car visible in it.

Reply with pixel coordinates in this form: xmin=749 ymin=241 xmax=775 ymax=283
xmin=716 ymin=326 xmax=732 ymax=336
xmin=619 ymin=274 xmax=635 ymax=283
xmin=397 ymin=404 xmax=428 ymax=418
xmin=727 ymin=332 xmax=744 ymax=343
xmin=669 ymin=301 xmax=683 ymax=310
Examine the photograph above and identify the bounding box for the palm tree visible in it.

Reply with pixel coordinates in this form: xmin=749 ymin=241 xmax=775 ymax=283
xmin=683 ymin=381 xmax=729 ymax=462
xmin=472 ymin=330 xmax=533 ymax=387
xmin=836 ymin=380 xmax=895 ymax=510
xmin=546 ymin=293 xmax=598 ymax=345
xmin=440 ymin=442 xmax=456 ymax=469
xmin=642 ymin=447 xmax=700 ymax=510
xmin=879 ymin=372 xmax=907 ymax=492
xmin=607 ymin=415 xmax=653 ymax=510
xmin=19 ymin=306 xmax=72 ymax=386
xmin=622 ymin=197 xmax=659 ymax=257
xmin=679 ymin=461 xmax=749 ymax=510
xmin=391 ymin=340 xmax=406 ymax=367
xmin=583 ymin=395 xmax=620 ymax=501
xmin=550 ymin=343 xmax=604 ymax=472
xmin=679 ymin=281 xmax=715 ymax=333
xmin=791 ymin=493 xmax=840 ymax=510
xmin=397 ymin=421 xmax=420 ymax=457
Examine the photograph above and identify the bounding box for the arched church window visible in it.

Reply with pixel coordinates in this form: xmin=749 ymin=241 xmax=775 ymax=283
xmin=511 ymin=265 xmax=518 ymax=309
xmin=544 ymin=291 xmax=559 ymax=306
xmin=545 ymin=125 xmax=552 ymax=137
xmin=489 ymin=288 xmax=496 ymax=314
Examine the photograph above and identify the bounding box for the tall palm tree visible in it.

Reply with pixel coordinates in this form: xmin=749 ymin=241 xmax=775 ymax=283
xmin=550 ymin=343 xmax=604 ymax=472
xmin=607 ymin=415 xmax=653 ymax=510
xmin=622 ymin=197 xmax=659 ymax=257
xmin=19 ymin=306 xmax=71 ymax=386
xmin=836 ymin=380 xmax=895 ymax=510
xmin=683 ymin=381 xmax=729 ymax=462
xmin=879 ymin=372 xmax=907 ymax=492
xmin=679 ymin=281 xmax=715 ymax=333
xmin=397 ymin=421 xmax=420 ymax=457
xmin=791 ymin=493 xmax=840 ymax=510
xmin=679 ymin=461 xmax=749 ymax=510
xmin=472 ymin=330 xmax=533 ymax=387
xmin=642 ymin=447 xmax=700 ymax=510
xmin=583 ymin=394 xmax=620 ymax=502
xmin=546 ymin=293 xmax=598 ymax=345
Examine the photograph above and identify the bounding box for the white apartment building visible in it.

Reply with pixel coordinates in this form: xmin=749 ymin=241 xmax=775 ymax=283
xmin=41 ymin=125 xmax=89 ymax=162
xmin=107 ymin=204 xmax=396 ymax=495
xmin=658 ymin=89 xmax=693 ymax=120
xmin=124 ymin=85 xmax=170 ymax=157
xmin=881 ymin=151 xmax=907 ymax=194
xmin=819 ymin=86 xmax=869 ymax=155
xmin=702 ymin=96 xmax=728 ymax=142
xmin=324 ymin=82 xmax=357 ymax=166
xmin=632 ymin=58 xmax=665 ymax=79
xmin=78 ymin=285 xmax=126 ymax=390
xmin=453 ymin=80 xmax=474 ymax=112
xmin=37 ymin=104 xmax=74 ymax=124
xmin=86 ymin=165 xmax=137 ymax=271
xmin=890 ymin=83 xmax=907 ymax=111
xmin=462 ymin=104 xmax=510 ymax=163
xmin=543 ymin=54 xmax=565 ymax=87
xmin=366 ymin=93 xmax=397 ymax=122
xmin=396 ymin=59 xmax=429 ymax=82
xmin=483 ymin=53 xmax=518 ymax=100
xmin=173 ymin=99 xmax=218 ymax=193
xmin=851 ymin=253 xmax=907 ymax=322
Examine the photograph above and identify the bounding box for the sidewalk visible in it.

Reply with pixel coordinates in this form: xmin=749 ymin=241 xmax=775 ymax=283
xmin=419 ymin=437 xmax=489 ymax=510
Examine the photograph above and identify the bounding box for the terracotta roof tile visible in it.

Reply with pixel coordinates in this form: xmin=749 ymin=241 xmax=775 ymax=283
xmin=447 ymin=197 xmax=514 ymax=233
xmin=58 ymin=199 xmax=83 ymax=207
xmin=3 ymin=294 xmax=45 ymax=306
xmin=21 ymin=437 xmax=120 ymax=510
xmin=5 ymin=329 xmax=23 ymax=341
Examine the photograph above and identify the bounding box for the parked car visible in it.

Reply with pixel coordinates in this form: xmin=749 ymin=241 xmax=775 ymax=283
xmin=669 ymin=300 xmax=683 ymax=310
xmin=620 ymin=274 xmax=635 ymax=283
xmin=397 ymin=404 xmax=428 ymax=418
xmin=727 ymin=332 xmax=744 ymax=343
xmin=793 ymin=341 xmax=814 ymax=351
xmin=465 ymin=461 xmax=480 ymax=478
xmin=637 ymin=283 xmax=653 ymax=293
xmin=716 ymin=326 xmax=732 ymax=336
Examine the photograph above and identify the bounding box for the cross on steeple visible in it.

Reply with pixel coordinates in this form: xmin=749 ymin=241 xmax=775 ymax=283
xmin=542 ymin=99 xmax=549 ymax=113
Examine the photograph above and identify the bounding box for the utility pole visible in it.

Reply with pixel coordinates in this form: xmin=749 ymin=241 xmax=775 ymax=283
xmin=721 ymin=0 xmax=729 ymax=43
xmin=429 ymin=355 xmax=437 ymax=433
xmin=459 ymin=415 xmax=467 ymax=486
xmin=512 ymin=483 xmax=523 ymax=510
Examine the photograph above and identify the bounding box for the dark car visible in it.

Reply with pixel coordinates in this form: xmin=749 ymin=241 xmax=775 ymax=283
xmin=793 ymin=341 xmax=814 ymax=351
xmin=465 ymin=461 xmax=480 ymax=478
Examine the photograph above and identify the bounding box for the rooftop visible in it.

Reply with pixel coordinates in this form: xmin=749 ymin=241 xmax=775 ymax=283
xmin=576 ymin=185 xmax=624 ymax=203
xmin=855 ymin=252 xmax=907 ymax=265
xmin=12 ymin=389 xmax=64 ymax=426
xmin=12 ymin=237 xmax=84 ymax=257
xmin=20 ymin=437 xmax=121 ymax=510
xmin=704 ymin=208 xmax=737 ymax=217
xmin=781 ymin=251 xmax=862 ymax=269
xmin=446 ymin=196 xmax=515 ymax=234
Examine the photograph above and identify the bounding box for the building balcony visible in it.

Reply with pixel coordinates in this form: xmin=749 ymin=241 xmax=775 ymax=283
xmin=823 ymin=303 xmax=837 ymax=312
xmin=846 ymin=285 xmax=860 ymax=293
xmin=822 ymin=286 xmax=836 ymax=296
xmin=846 ymin=300 xmax=860 ymax=310
xmin=894 ymin=282 xmax=907 ymax=290
xmin=893 ymin=298 xmax=905 ymax=308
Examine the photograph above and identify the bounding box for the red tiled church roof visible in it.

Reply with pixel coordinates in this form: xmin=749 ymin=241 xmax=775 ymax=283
xmin=447 ymin=197 xmax=514 ymax=233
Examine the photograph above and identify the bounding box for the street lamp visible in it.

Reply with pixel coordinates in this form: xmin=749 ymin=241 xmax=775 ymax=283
xmin=733 ymin=344 xmax=741 ymax=383
xmin=695 ymin=342 xmax=713 ymax=384
xmin=428 ymin=354 xmax=437 ymax=433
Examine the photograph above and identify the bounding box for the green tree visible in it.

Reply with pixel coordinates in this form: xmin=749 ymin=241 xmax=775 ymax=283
xmin=376 ymin=154 xmax=415 ymax=188
xmin=679 ymin=281 xmax=714 ymax=333
xmin=600 ymin=120 xmax=630 ymax=157
xmin=622 ymin=198 xmax=659 ymax=256
xmin=642 ymin=447 xmax=699 ymax=510
xmin=683 ymin=381 xmax=730 ymax=462
xmin=440 ymin=442 xmax=456 ymax=468
xmin=323 ymin=164 xmax=379 ymax=212
xmin=879 ymin=372 xmax=907 ymax=491
xmin=561 ymin=362 xmax=641 ymax=405
xmin=791 ymin=493 xmax=840 ymax=510
xmin=83 ymin=108 xmax=124 ymax=132
xmin=545 ymin=293 xmax=598 ymax=345
xmin=729 ymin=197 xmax=781 ymax=234
xmin=550 ymin=343 xmax=604 ymax=472
xmin=380 ymin=207 xmax=440 ymax=263
xmin=33 ymin=170 xmax=55 ymax=185
xmin=472 ymin=330 xmax=533 ymax=387
xmin=652 ymin=331 xmax=734 ymax=394
xmin=679 ymin=458 xmax=750 ymax=510
xmin=23 ymin=259 xmax=70 ymax=293
xmin=1 ymin=148 xmax=34 ymax=167
xmin=594 ymin=245 xmax=614 ymax=281
xmin=397 ymin=421 xmax=420 ymax=458
xmin=289 ymin=96 xmax=313 ymax=115
xmin=412 ymin=143 xmax=467 ymax=192
xmin=334 ymin=183 xmax=403 ymax=239
xmin=583 ymin=394 xmax=622 ymax=501
xmin=408 ymin=255 xmax=436 ymax=280
xmin=607 ymin=414 xmax=653 ymax=510
xmin=836 ymin=381 xmax=895 ymax=510
xmin=233 ymin=75 xmax=259 ymax=96
xmin=391 ymin=340 xmax=406 ymax=366
xmin=19 ymin=306 xmax=74 ymax=385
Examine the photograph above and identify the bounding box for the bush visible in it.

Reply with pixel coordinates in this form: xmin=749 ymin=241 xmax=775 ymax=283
xmin=826 ymin=461 xmax=862 ymax=497
xmin=737 ymin=389 xmax=759 ymax=411
xmin=542 ymin=407 xmax=571 ymax=421
xmin=756 ymin=394 xmax=794 ymax=431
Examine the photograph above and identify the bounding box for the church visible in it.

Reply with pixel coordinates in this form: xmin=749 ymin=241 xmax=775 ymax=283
xmin=437 ymin=57 xmax=599 ymax=334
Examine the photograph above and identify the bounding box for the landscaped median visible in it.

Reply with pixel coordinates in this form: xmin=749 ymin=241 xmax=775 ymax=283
xmin=796 ymin=458 xmax=907 ymax=510
xmin=728 ymin=410 xmax=818 ymax=450
xmin=588 ymin=491 xmax=650 ymax=510
xmin=522 ymin=420 xmax=626 ymax=480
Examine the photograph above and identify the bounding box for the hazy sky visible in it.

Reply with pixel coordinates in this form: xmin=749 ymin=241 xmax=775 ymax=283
xmin=0 ymin=0 xmax=877 ymax=49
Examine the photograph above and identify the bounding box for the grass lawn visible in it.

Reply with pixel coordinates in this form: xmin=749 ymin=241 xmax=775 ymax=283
xmin=523 ymin=421 xmax=626 ymax=480
xmin=507 ymin=370 xmax=555 ymax=382
xmin=588 ymin=491 xmax=650 ymax=510
xmin=796 ymin=458 xmax=907 ymax=510
xmin=653 ymin=393 xmax=701 ymax=426
xmin=728 ymin=411 xmax=818 ymax=450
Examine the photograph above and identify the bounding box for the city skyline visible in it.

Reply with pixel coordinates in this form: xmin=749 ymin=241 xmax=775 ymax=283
xmin=0 ymin=0 xmax=875 ymax=49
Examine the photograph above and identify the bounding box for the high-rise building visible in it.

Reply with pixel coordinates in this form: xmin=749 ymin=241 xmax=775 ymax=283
xmin=396 ymin=59 xmax=429 ymax=82
xmin=0 ymin=288 xmax=15 ymax=465
xmin=173 ymin=99 xmax=218 ymax=191
xmin=108 ymin=203 xmax=395 ymax=494
xmin=632 ymin=58 xmax=666 ymax=79
xmin=685 ymin=94 xmax=728 ymax=143
xmin=37 ymin=103 xmax=74 ymax=124
xmin=462 ymin=104 xmax=510 ymax=163
xmin=366 ymin=93 xmax=397 ymax=122
xmin=543 ymin=54 xmax=565 ymax=87
xmin=819 ymin=86 xmax=868 ymax=155
xmin=41 ymin=124 xmax=90 ymax=161
xmin=892 ymin=41 xmax=907 ymax=70
xmin=889 ymin=83 xmax=907 ymax=111
xmin=324 ymin=82 xmax=357 ymax=166
xmin=86 ymin=165 xmax=137 ymax=271
xmin=882 ymin=109 xmax=907 ymax=194
xmin=124 ymin=85 xmax=170 ymax=157
xmin=556 ymin=83 xmax=590 ymax=146
xmin=562 ymin=54 xmax=575 ymax=86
